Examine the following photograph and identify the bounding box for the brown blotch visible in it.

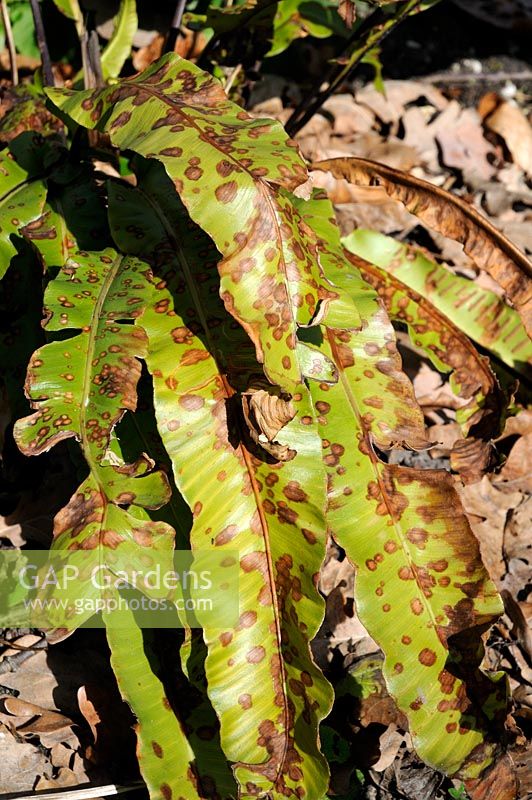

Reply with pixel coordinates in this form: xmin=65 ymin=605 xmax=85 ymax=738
xmin=401 ymin=635 xmax=411 ymax=645
xmin=238 ymin=693 xmax=252 ymax=709
xmin=246 ymin=646 xmax=265 ymax=664
xmin=237 ymin=611 xmax=257 ymax=629
xmin=438 ymin=669 xmax=457 ymax=695
xmin=446 ymin=722 xmax=457 ymax=733
xmin=411 ymin=598 xmax=424 ymax=616
xmin=407 ymin=527 xmax=429 ymax=548
xmin=283 ymin=481 xmax=308 ymax=503
xmin=160 ymin=784 xmax=172 ymax=800
xmin=418 ymin=648 xmax=437 ymax=666
xmin=302 ymin=528 xmax=317 ymax=545
xmin=215 ymin=181 xmax=238 ymax=203
xmin=428 ymin=559 xmax=448 ymax=573
xmin=179 ymin=394 xmax=204 ymax=411
xmin=214 ymin=524 xmax=238 ymax=545
xmin=398 ymin=566 xmax=414 ymax=581
xmin=160 ymin=146 xmax=183 ymax=157
xmin=185 ymin=166 xmax=203 ymax=181
xmin=152 ymin=741 xmax=163 ymax=758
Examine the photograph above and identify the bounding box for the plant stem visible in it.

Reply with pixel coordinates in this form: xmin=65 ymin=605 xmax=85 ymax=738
xmin=285 ymin=0 xmax=429 ymax=137
xmin=165 ymin=0 xmax=188 ymax=54
xmin=224 ymin=62 xmax=242 ymax=93
xmin=82 ymin=28 xmax=104 ymax=88
xmin=29 ymin=0 xmax=54 ymax=87
xmin=1 ymin=0 xmax=18 ymax=85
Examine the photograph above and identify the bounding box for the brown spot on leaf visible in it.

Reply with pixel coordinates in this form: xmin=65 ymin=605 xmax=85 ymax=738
xmin=214 ymin=524 xmax=237 ymax=545
xmin=246 ymin=646 xmax=265 ymax=664
xmin=179 ymin=394 xmax=204 ymax=411
xmin=283 ymin=481 xmax=308 ymax=503
xmin=418 ymin=648 xmax=437 ymax=666
xmin=411 ymin=598 xmax=424 ymax=615
xmin=407 ymin=527 xmax=428 ymax=548
xmin=237 ymin=611 xmax=257 ymax=629
xmin=152 ymin=741 xmax=163 ymax=758
xmin=215 ymin=181 xmax=238 ymax=203
xmin=238 ymin=693 xmax=252 ymax=709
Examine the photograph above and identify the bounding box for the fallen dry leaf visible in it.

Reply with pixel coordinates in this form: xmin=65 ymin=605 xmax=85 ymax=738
xmin=0 ymin=727 xmax=50 ymax=791
xmin=355 ymin=80 xmax=447 ymax=127
xmin=485 ymin=98 xmax=532 ymax=175
xmin=459 ymin=476 xmax=524 ymax=583
xmin=495 ymin=434 xmax=532 ymax=492
xmin=435 ymin=103 xmax=496 ymax=181
xmin=503 ymin=495 xmax=532 ymax=565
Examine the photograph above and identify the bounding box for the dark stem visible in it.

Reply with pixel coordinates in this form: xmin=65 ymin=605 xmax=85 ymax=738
xmin=165 ymin=0 xmax=188 ymax=54
xmin=88 ymin=28 xmax=104 ymax=87
xmin=1 ymin=0 xmax=18 ymax=85
xmin=285 ymin=6 xmax=386 ymax=135
xmin=285 ymin=1 xmax=425 ymax=137
xmin=29 ymin=0 xmax=54 ymax=87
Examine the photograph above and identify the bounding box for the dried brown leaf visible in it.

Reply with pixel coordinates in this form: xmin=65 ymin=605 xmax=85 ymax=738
xmin=241 ymin=389 xmax=297 ymax=461
xmin=312 ymin=157 xmax=532 ymax=334
xmin=355 ymin=80 xmax=447 ymax=126
xmin=458 ymin=477 xmax=524 ymax=583
xmin=496 ymin=434 xmax=532 ymax=492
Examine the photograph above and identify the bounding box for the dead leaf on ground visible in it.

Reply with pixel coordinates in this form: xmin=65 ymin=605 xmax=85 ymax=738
xmin=355 ymin=80 xmax=447 ymax=127
xmin=495 ymin=434 xmax=532 ymax=492
xmin=484 ymin=96 xmax=532 ymax=176
xmin=458 ymin=476 xmax=524 ymax=583
xmin=0 ymin=725 xmax=50 ymax=792
xmin=503 ymin=495 xmax=532 ymax=567
xmin=0 ymin=697 xmax=77 ymax=748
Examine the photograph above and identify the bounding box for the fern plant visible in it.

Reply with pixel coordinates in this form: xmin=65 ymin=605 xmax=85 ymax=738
xmin=1 ymin=4 xmax=531 ymax=800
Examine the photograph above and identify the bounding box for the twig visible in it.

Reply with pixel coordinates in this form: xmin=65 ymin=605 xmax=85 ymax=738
xmin=224 ymin=63 xmax=242 ymax=94
xmin=0 ymin=636 xmax=46 ymax=651
xmin=285 ymin=0 xmax=434 ymax=137
xmin=80 ymin=28 xmax=104 ymax=90
xmin=29 ymin=0 xmax=54 ymax=87
xmin=285 ymin=5 xmax=386 ymax=135
xmin=0 ymin=0 xmax=18 ymax=85
xmin=164 ymin=0 xmax=187 ymax=54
